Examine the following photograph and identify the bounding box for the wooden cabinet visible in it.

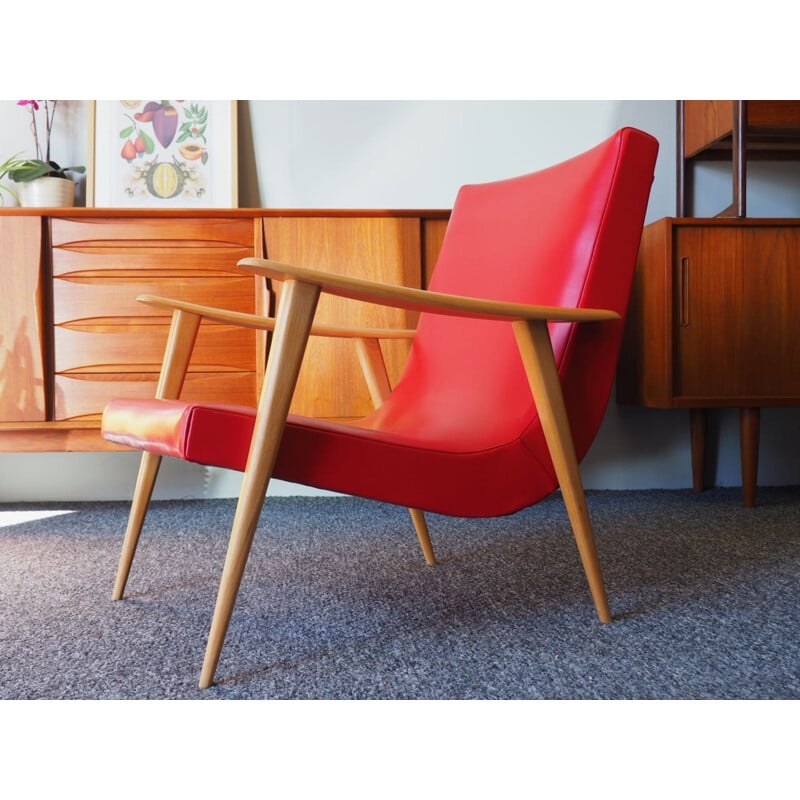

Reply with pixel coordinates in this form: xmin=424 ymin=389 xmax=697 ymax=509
xmin=678 ymin=100 xmax=800 ymax=217
xmin=0 ymin=208 xmax=449 ymax=452
xmin=617 ymin=217 xmax=800 ymax=505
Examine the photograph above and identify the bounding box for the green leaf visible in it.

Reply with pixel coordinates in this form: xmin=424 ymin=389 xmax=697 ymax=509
xmin=8 ymin=162 xmax=56 ymax=181
xmin=140 ymin=130 xmax=156 ymax=154
xmin=120 ymin=125 xmax=135 ymax=138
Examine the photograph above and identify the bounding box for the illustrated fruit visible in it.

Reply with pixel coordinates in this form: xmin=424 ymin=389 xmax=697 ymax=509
xmin=134 ymin=136 xmax=146 ymax=155
xmin=134 ymin=101 xmax=162 ymax=123
xmin=121 ymin=140 xmax=137 ymax=163
xmin=179 ymin=143 xmax=205 ymax=160
xmin=152 ymin=104 xmax=179 ymax=149
xmin=145 ymin=160 xmax=185 ymax=199
xmin=133 ymin=102 xmax=179 ymax=149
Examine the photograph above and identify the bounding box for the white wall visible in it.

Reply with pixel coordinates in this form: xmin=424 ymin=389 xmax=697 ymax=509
xmin=2 ymin=99 xmax=800 ymax=501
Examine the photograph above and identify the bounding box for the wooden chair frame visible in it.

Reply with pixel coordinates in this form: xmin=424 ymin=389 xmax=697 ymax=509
xmin=116 ymin=257 xmax=618 ymax=688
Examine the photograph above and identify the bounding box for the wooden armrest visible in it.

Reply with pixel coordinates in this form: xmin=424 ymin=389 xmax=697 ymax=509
xmin=136 ymin=294 xmax=416 ymax=339
xmin=237 ymin=258 xmax=620 ymax=323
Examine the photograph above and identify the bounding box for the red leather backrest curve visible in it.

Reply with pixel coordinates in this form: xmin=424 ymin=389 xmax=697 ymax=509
xmin=370 ymin=128 xmax=659 ymax=457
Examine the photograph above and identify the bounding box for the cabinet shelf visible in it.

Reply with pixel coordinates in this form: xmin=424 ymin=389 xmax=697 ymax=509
xmin=677 ymin=100 xmax=800 ymax=217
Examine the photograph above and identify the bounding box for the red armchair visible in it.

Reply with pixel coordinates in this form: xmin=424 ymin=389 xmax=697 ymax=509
xmin=102 ymin=127 xmax=659 ymax=687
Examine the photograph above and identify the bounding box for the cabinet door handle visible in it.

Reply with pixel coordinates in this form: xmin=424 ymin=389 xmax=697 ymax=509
xmin=679 ymin=257 xmax=690 ymax=327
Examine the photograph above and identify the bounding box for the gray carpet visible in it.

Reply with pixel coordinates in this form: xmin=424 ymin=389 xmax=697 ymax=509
xmin=1 ymin=488 xmax=798 ymax=700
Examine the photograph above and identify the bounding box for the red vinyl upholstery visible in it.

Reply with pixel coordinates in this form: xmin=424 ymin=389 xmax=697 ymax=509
xmin=103 ymin=127 xmax=659 ymax=517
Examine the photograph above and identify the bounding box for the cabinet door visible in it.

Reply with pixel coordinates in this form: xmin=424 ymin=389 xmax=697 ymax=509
xmin=0 ymin=216 xmax=46 ymax=422
xmin=263 ymin=217 xmax=422 ymax=419
xmin=50 ymin=216 xmax=259 ymax=420
xmin=674 ymin=226 xmax=800 ymax=404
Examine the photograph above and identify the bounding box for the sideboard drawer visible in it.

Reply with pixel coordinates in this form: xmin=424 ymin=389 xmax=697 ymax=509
xmin=51 ymin=245 xmax=254 ymax=277
xmin=49 ymin=214 xmax=261 ymax=425
xmin=54 ymin=372 xmax=256 ymax=421
xmin=52 ymin=276 xmax=255 ymax=323
xmin=51 ymin=217 xmax=255 ymax=248
xmin=54 ymin=323 xmax=255 ymax=373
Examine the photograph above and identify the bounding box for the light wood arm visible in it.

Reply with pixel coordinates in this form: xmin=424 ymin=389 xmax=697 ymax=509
xmin=136 ymin=294 xmax=416 ymax=340
xmin=237 ymin=258 xmax=620 ymax=324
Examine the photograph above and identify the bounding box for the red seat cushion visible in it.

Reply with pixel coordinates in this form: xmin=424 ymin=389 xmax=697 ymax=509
xmin=102 ymin=397 xmax=556 ymax=517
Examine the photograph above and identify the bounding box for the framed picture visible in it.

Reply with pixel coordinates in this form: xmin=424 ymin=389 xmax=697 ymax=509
xmin=88 ymin=100 xmax=238 ymax=208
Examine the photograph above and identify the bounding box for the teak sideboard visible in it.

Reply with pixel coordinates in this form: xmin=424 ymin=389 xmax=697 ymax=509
xmin=616 ymin=216 xmax=800 ymax=506
xmin=0 ymin=208 xmax=449 ymax=453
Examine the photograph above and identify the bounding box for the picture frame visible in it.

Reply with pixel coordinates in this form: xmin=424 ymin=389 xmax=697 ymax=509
xmin=87 ymin=100 xmax=238 ymax=208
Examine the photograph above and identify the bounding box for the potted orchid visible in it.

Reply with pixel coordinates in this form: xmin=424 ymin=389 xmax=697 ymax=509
xmin=0 ymin=100 xmax=85 ymax=207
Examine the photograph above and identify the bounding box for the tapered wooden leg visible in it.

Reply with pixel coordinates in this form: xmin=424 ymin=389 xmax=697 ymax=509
xmin=355 ymin=336 xmax=436 ymax=565
xmin=690 ymin=408 xmax=707 ymax=493
xmin=513 ymin=320 xmax=612 ymax=623
xmin=740 ymin=407 xmax=760 ymax=508
xmin=113 ymin=308 xmax=201 ymax=601
xmin=409 ymin=508 xmax=436 ymax=565
xmin=112 ymin=451 xmax=162 ymax=600
xmin=199 ymin=279 xmax=321 ymax=689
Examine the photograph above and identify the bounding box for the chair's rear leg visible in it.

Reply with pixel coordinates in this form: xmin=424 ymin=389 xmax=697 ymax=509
xmin=355 ymin=336 xmax=436 ymax=565
xmin=409 ymin=508 xmax=436 ymax=565
xmin=513 ymin=320 xmax=612 ymax=623
xmin=112 ymin=451 xmax=162 ymax=600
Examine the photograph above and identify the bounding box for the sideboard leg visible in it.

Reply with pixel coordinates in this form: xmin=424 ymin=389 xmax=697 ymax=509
xmin=740 ymin=407 xmax=760 ymax=508
xmin=690 ymin=408 xmax=707 ymax=493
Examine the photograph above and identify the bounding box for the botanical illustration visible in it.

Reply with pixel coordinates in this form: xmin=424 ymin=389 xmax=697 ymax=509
xmin=112 ymin=100 xmax=215 ymax=203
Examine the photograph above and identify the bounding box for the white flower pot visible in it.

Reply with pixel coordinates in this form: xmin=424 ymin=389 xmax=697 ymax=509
xmin=19 ymin=176 xmax=75 ymax=208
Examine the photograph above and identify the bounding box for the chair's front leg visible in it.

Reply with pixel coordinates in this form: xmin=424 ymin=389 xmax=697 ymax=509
xmin=112 ymin=309 xmax=202 ymax=600
xmin=512 ymin=320 xmax=612 ymax=623
xmin=199 ymin=279 xmax=321 ymax=689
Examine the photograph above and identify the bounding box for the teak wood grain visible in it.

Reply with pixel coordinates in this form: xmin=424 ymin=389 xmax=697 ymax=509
xmin=679 ymin=100 xmax=800 ymax=217
xmin=617 ymin=218 xmax=800 ymax=408
xmin=683 ymin=100 xmax=800 ymax=158
xmin=617 ymin=216 xmax=800 ymax=507
xmin=0 ymin=216 xmax=46 ymax=422
xmin=263 ymin=217 xmax=423 ymax=419
xmin=0 ymin=209 xmax=449 ymax=447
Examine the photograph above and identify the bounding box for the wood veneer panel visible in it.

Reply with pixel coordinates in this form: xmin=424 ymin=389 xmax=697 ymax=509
xmin=0 ymin=216 xmax=46 ymax=422
xmin=50 ymin=215 xmax=260 ymax=423
xmin=52 ymin=276 xmax=254 ymax=323
xmin=51 ymin=246 xmax=254 ymax=277
xmin=616 ymin=218 xmax=674 ymax=407
xmin=54 ymin=322 xmax=255 ymax=373
xmin=51 ymin=217 xmax=254 ymax=247
xmin=746 ymin=101 xmax=800 ymax=128
xmin=422 ymin=218 xmax=449 ymax=288
xmin=683 ymin=101 xmax=735 ymax=157
xmin=674 ymin=226 xmax=800 ymax=402
xmin=263 ymin=217 xmax=422 ymax=419
xmin=683 ymin=100 xmax=800 ymax=157
xmin=737 ymin=227 xmax=800 ymax=397
xmin=0 ymin=422 xmax=127 ymax=452
xmin=54 ymin=371 xmax=255 ymax=420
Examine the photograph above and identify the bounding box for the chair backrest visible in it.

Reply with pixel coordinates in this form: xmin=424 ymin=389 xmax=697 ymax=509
xmin=376 ymin=127 xmax=658 ymax=463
